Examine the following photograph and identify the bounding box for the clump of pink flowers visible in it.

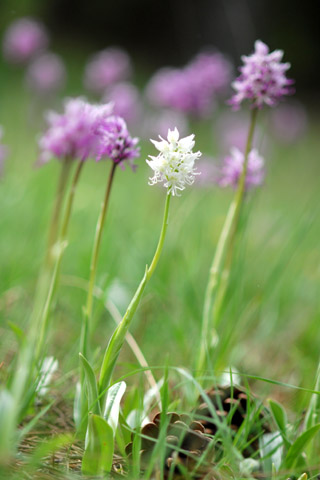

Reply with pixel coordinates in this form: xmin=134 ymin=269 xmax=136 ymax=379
xmin=188 ymin=52 xmax=232 ymax=95
xmin=146 ymin=51 xmax=232 ymax=117
xmin=229 ymin=40 xmax=294 ymax=110
xmin=218 ymin=147 xmax=265 ymax=190
xmin=3 ymin=17 xmax=49 ymax=64
xmin=84 ymin=48 xmax=132 ymax=94
xmin=38 ymin=98 xmax=139 ymax=168
xmin=25 ymin=53 xmax=66 ymax=94
xmin=38 ymin=98 xmax=113 ymax=164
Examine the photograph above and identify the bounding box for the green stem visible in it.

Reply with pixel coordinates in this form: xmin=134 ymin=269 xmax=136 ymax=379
xmin=81 ymin=162 xmax=117 ymax=358
xmin=197 ymin=108 xmax=258 ymax=377
xmin=60 ymin=160 xmax=84 ymax=240
xmin=147 ymin=192 xmax=171 ymax=280
xmin=212 ymin=201 xmax=251 ymax=331
xmin=35 ymin=160 xmax=85 ymax=361
xmin=4 ymin=160 xmax=83 ymax=458
xmin=98 ymin=193 xmax=171 ymax=401
xmin=30 ymin=159 xmax=73 ymax=329
xmin=45 ymin=159 xmax=72 ymax=267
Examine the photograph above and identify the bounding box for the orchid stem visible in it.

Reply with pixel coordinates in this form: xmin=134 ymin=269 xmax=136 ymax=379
xmin=98 ymin=193 xmax=171 ymax=402
xmin=197 ymin=108 xmax=258 ymax=378
xmin=81 ymin=162 xmax=117 ymax=359
xmin=45 ymin=159 xmax=72 ymax=267
xmin=35 ymin=160 xmax=85 ymax=361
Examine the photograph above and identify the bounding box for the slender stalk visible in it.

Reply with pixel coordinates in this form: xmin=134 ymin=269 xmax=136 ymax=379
xmin=35 ymin=160 xmax=85 ymax=361
xmin=30 ymin=159 xmax=73 ymax=327
xmin=197 ymin=108 xmax=258 ymax=376
xmin=106 ymin=299 xmax=161 ymax=407
xmin=60 ymin=160 xmax=84 ymax=240
xmin=98 ymin=194 xmax=171 ymax=402
xmin=147 ymin=192 xmax=171 ymax=280
xmin=45 ymin=159 xmax=72 ymax=267
xmin=1 ymin=160 xmax=82 ymax=459
xmin=81 ymin=162 xmax=117 ymax=358
xmin=59 ymin=274 xmax=160 ymax=404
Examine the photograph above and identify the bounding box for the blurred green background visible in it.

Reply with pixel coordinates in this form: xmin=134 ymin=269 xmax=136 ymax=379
xmin=1 ymin=0 xmax=320 ymax=417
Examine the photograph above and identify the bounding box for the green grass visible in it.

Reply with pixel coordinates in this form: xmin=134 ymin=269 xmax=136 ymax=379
xmin=1 ymin=59 xmax=320 ymax=478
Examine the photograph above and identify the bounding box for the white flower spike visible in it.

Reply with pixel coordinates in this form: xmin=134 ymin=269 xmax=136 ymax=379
xmin=147 ymin=127 xmax=201 ymax=196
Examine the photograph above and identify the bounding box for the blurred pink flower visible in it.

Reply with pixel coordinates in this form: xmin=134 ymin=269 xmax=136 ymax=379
xmin=3 ymin=17 xmax=49 ymax=64
xmin=103 ymin=82 xmax=142 ymax=124
xmin=146 ymin=50 xmax=232 ymax=117
xmin=38 ymin=98 xmax=113 ymax=164
xmin=25 ymin=53 xmax=66 ymax=94
xmin=218 ymin=147 xmax=265 ymax=190
xmin=84 ymin=47 xmax=132 ymax=94
xmin=146 ymin=68 xmax=189 ymax=110
xmin=187 ymin=51 xmax=232 ymax=95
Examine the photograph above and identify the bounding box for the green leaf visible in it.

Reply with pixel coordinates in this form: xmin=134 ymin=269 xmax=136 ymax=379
xmin=103 ymin=381 xmax=126 ymax=435
xmin=82 ymin=413 xmax=114 ymax=475
xmin=73 ymin=381 xmax=82 ymax=430
xmin=269 ymin=399 xmax=291 ymax=448
xmin=305 ymin=363 xmax=320 ymax=430
xmin=284 ymin=423 xmax=320 ymax=469
xmin=0 ymin=389 xmax=16 ymax=455
xmin=79 ymin=353 xmax=100 ymax=416
xmin=297 ymin=474 xmax=308 ymax=480
xmin=98 ymin=266 xmax=148 ymax=397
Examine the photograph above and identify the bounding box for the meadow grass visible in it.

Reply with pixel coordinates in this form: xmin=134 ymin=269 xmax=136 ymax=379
xmin=1 ymin=58 xmax=320 ymax=478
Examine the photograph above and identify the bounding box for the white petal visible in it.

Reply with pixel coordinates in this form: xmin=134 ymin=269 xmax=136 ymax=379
xmin=167 ymin=127 xmax=179 ymax=143
xmin=179 ymin=134 xmax=195 ymax=151
xmin=150 ymin=138 xmax=168 ymax=152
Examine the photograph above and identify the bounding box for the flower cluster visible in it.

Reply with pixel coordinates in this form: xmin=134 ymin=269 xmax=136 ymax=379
xmin=229 ymin=40 xmax=294 ymax=110
xmin=218 ymin=147 xmax=264 ymax=190
xmin=38 ymin=98 xmax=139 ymax=168
xmin=146 ymin=51 xmax=232 ymax=117
xmin=25 ymin=53 xmax=66 ymax=94
xmin=147 ymin=128 xmax=201 ymax=196
xmin=38 ymin=98 xmax=113 ymax=164
xmin=96 ymin=115 xmax=140 ymax=168
xmin=84 ymin=48 xmax=132 ymax=94
xmin=3 ymin=17 xmax=48 ymax=64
